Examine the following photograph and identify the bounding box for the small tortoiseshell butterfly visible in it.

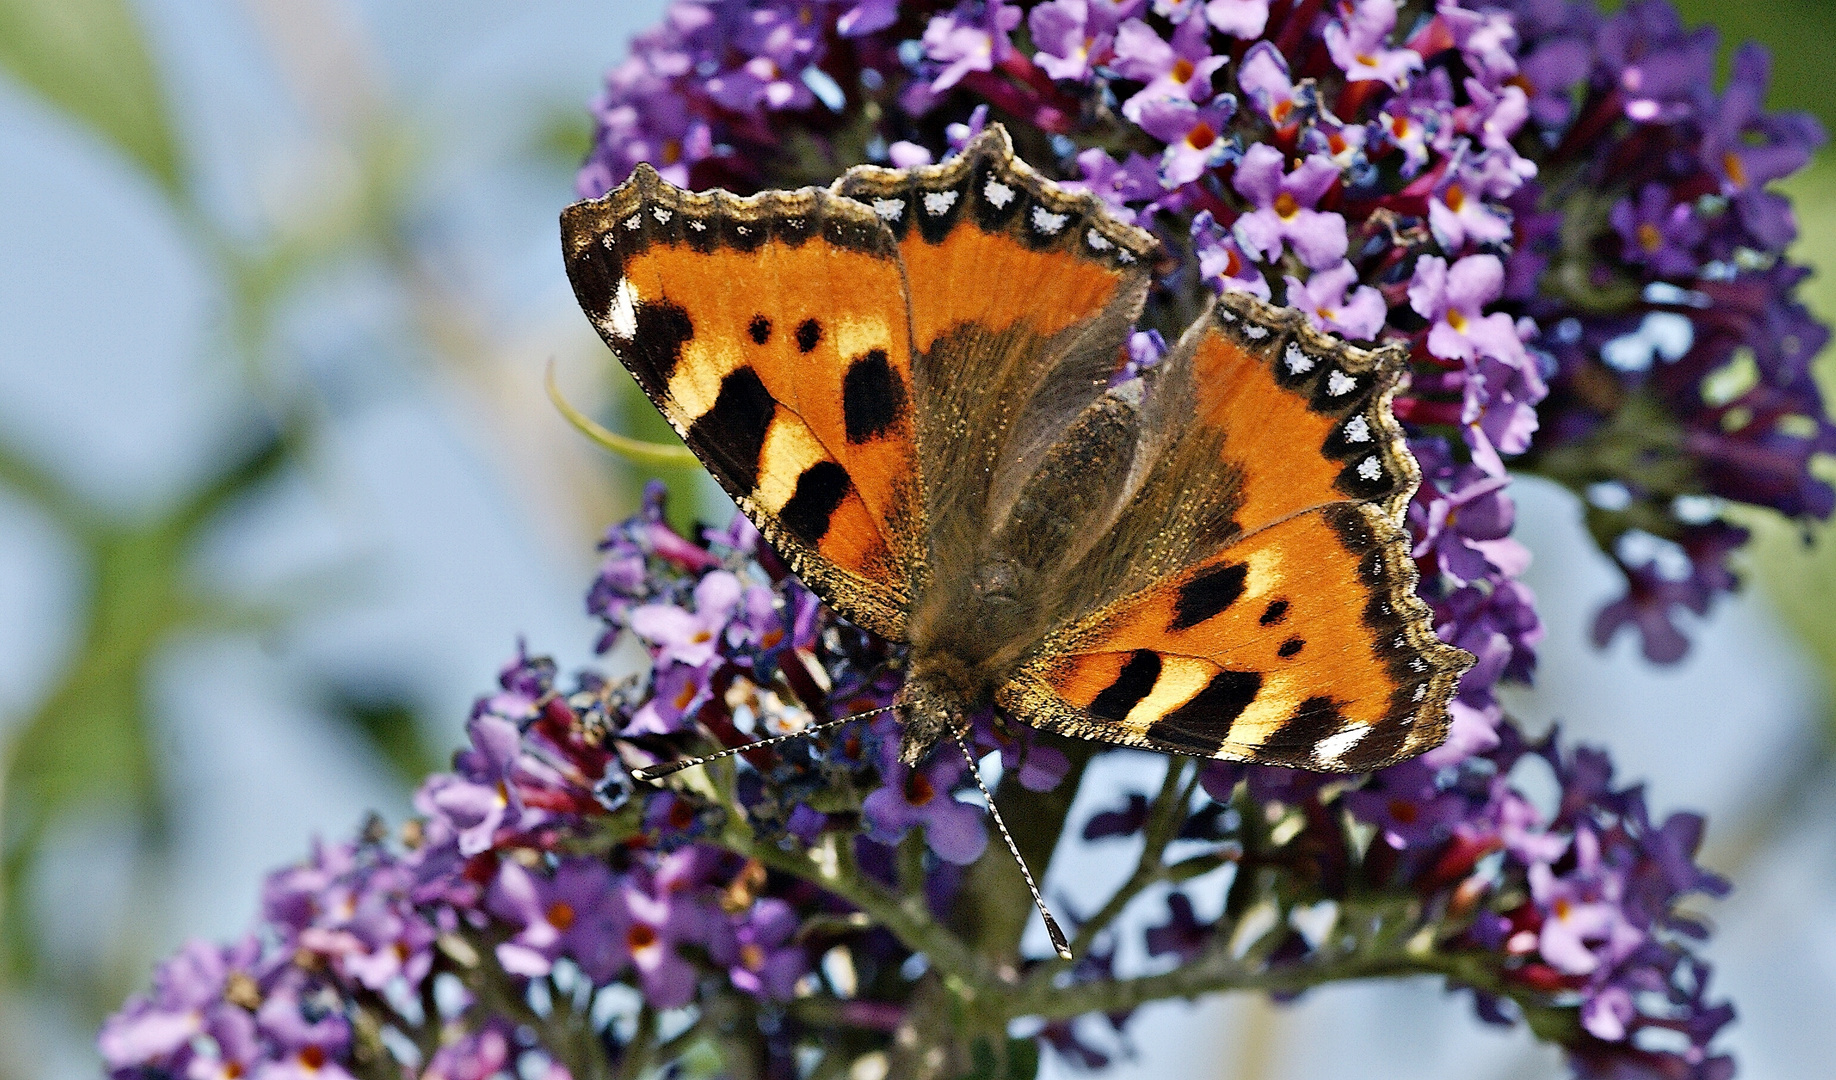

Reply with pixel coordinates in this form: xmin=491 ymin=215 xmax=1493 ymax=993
xmin=561 ymin=125 xmax=1471 ymax=782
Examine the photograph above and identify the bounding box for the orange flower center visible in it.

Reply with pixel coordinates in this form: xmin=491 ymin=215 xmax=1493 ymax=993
xmin=662 ymin=139 xmax=683 ymax=166
xmin=669 ymin=800 xmax=698 ymax=829
xmin=761 ymin=628 xmax=784 ymax=649
xmin=1637 ymin=222 xmax=1664 ymax=252
xmin=1223 ymin=248 xmax=1244 ymax=277
xmin=691 ymin=630 xmax=713 ymax=644
xmin=299 ymin=1046 xmax=327 ymax=1072
xmin=1446 ymin=309 xmax=1469 ymax=333
xmin=673 ymin=682 xmax=696 ymax=710
xmin=1171 ymin=58 xmax=1195 ymax=84
xmin=1328 ymin=131 xmax=1349 ymax=155
xmin=741 ymin=943 xmax=767 ymax=972
xmin=1444 ymin=183 xmax=1466 ymax=212
xmin=1722 ymin=150 xmax=1747 ymax=188
xmin=546 ymin=901 xmax=576 ymax=931
xmin=1273 ymin=191 xmax=1300 ymax=218
xmin=1387 ymin=799 xmax=1420 ymax=824
xmin=1553 ymin=898 xmax=1573 ymax=921
xmin=904 ymin=770 xmax=936 ymax=806
xmin=628 ymin=923 xmax=659 ymax=950
xmin=1186 ymin=122 xmax=1217 ymax=151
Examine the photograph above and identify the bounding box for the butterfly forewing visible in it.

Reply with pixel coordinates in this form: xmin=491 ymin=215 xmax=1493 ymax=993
xmin=561 ymin=170 xmax=921 ymax=640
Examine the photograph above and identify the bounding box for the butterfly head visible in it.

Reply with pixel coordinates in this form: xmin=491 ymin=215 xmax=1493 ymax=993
xmin=893 ymin=658 xmax=982 ymax=766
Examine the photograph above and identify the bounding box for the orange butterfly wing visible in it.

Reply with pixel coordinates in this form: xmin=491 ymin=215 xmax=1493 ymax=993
xmin=561 ymin=171 xmax=919 ymax=639
xmin=1000 ymin=296 xmax=1471 ymax=771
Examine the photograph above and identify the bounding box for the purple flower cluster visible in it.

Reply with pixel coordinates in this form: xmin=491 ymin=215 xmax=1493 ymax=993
xmin=107 ymin=486 xmax=1733 ymax=1079
xmin=1494 ymin=0 xmax=1831 ymax=660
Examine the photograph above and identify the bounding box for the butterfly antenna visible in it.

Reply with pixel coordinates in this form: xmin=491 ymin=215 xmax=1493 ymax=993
xmin=630 ymin=704 xmax=898 ymax=782
xmin=951 ymin=731 xmax=1074 ymax=961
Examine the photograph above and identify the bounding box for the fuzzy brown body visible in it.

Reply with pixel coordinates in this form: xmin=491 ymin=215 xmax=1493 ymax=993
xmin=561 ymin=126 xmax=1472 ymax=776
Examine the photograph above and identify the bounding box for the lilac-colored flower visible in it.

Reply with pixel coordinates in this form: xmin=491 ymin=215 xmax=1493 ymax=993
xmin=1324 ymin=0 xmax=1422 ymax=88
xmin=1529 ymin=844 xmax=1644 ymax=975
xmin=421 ymin=1026 xmax=513 ymax=1080
xmin=1111 ymin=15 xmax=1227 ymax=123
xmin=256 ymin=982 xmax=355 ymax=1080
xmin=489 ymin=859 xmax=630 ymax=983
xmin=1236 ymin=41 xmax=1307 ymax=128
xmin=1083 ymin=792 xmax=1150 ymax=839
xmin=1067 ymin=146 xmax=1163 ymax=223
xmin=1283 ymin=261 xmax=1386 ymax=340
xmin=100 ymin=939 xmax=246 ymax=1068
xmin=1597 ymin=1 xmax=1716 ymax=125
xmin=1698 ymin=43 xmax=1826 ymax=250
xmin=628 ymin=570 xmax=744 ymax=669
xmin=922 ymin=1 xmax=1022 ymax=92
xmin=1408 ymin=255 xmax=1527 ymax=365
xmin=1419 ymin=697 xmax=1503 ymax=767
xmin=1144 ymin=892 xmax=1210 ymax=961
xmin=716 ymin=898 xmax=809 ymax=999
xmin=1030 ymin=0 xmax=1116 ymax=82
xmin=1442 ymin=4 xmax=1519 ymax=87
xmin=1192 ymin=211 xmax=1270 ymax=299
xmin=862 ymin=754 xmax=988 ymax=864
xmin=1411 ymin=464 xmax=1518 ymax=584
xmin=622 ymin=883 xmax=702 ymax=1009
xmin=1377 ymin=104 xmax=1433 ymax=176
xmin=1138 ymin=94 xmax=1240 ymax=186
xmin=1518 ymin=35 xmax=1593 ymax=127
xmin=1463 ymin=353 xmax=1545 ymax=473
xmin=1438 ymin=577 xmax=1543 ymax=695
xmin=837 ymin=0 xmax=899 ymax=38
xmin=1610 ymin=184 xmax=1703 ymax=278
xmin=1232 ymin=145 xmax=1347 ymax=269
xmin=419 ymin=712 xmax=527 ymax=856
xmin=1205 ymin=0 xmax=1268 ymax=39
xmin=1591 ymin=561 xmax=1708 ymax=664
xmin=1345 ymin=761 xmax=1470 ymax=849
xmin=1428 ymin=170 xmax=1514 ymax=250
xmin=1494 ymin=787 xmax=1570 ymax=868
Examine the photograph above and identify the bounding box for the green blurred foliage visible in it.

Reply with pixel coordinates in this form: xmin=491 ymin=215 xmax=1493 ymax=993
xmin=0 ymin=0 xmax=183 ymax=193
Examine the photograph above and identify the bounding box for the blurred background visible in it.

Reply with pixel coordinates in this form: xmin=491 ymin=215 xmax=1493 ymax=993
xmin=1 ymin=1 xmax=1834 ymax=1077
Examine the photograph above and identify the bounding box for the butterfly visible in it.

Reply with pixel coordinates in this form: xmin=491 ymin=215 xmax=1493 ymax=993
xmin=561 ymin=125 xmax=1470 ymax=784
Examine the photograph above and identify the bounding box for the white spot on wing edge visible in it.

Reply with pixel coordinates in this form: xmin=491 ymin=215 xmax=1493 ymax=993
xmin=923 ymin=190 xmax=958 ymax=216
xmin=1357 ymin=456 xmax=1382 ymax=481
xmin=871 ymin=197 xmax=905 ymax=221
xmin=984 ymin=179 xmax=1015 ymax=207
xmin=608 ymin=277 xmax=638 ymax=340
xmin=1031 ymin=206 xmax=1068 ymax=234
xmin=652 ymin=207 xmax=673 ymax=223
xmin=1327 ymin=370 xmax=1357 ymax=396
xmin=1344 ymin=415 xmax=1372 ymax=443
xmin=1086 ymin=229 xmax=1113 ymax=250
xmin=623 ymin=214 xmax=641 ymax=230
xmin=1284 ymin=342 xmax=1316 ymax=374
xmin=1314 ymin=724 xmax=1370 ymax=768
xmin=1244 ymin=324 xmax=1270 ymax=340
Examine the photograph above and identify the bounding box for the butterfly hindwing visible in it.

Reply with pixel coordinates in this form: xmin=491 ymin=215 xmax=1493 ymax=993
xmin=561 ymin=169 xmax=920 ymax=640
xmin=1000 ymin=296 xmax=1470 ymax=772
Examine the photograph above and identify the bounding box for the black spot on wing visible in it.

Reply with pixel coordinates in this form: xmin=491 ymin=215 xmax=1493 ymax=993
xmin=748 ymin=315 xmax=772 ymax=345
xmin=621 ymin=298 xmax=695 ymax=399
xmin=779 ymin=461 xmax=853 ymax=544
xmin=1089 ymin=650 xmax=1161 ymax=722
xmin=1146 ymin=670 xmax=1262 ymax=752
xmin=796 ymin=319 xmax=822 ymax=353
xmin=1260 ymin=599 xmax=1289 ymax=626
xmin=1170 ymin=562 xmax=1249 ymax=632
xmin=1279 ymin=638 xmax=1305 ymax=658
xmin=687 ymin=367 xmax=775 ymax=491
xmin=842 ymin=349 xmax=907 ymax=443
